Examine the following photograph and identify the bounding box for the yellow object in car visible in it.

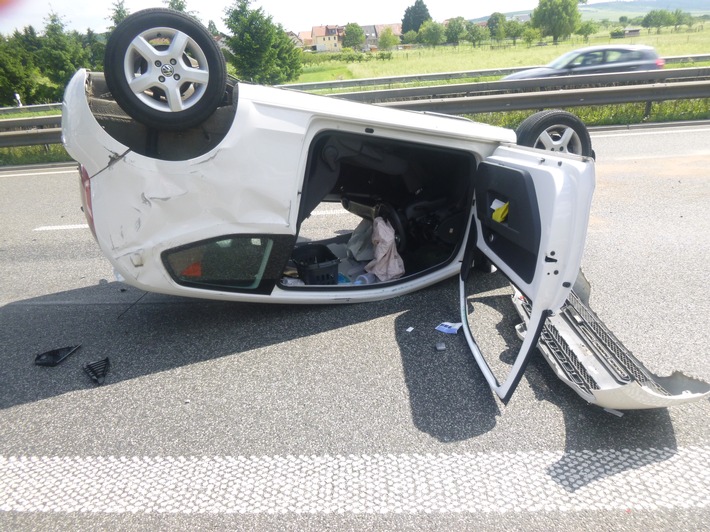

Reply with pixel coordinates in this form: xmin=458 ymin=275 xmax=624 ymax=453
xmin=492 ymin=201 xmax=509 ymax=223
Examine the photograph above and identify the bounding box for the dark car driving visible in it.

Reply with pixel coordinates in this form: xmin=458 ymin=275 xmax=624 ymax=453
xmin=502 ymin=44 xmax=665 ymax=80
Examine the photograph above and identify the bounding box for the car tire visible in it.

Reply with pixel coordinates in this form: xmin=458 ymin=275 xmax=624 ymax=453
xmin=516 ymin=110 xmax=594 ymax=158
xmin=104 ymin=8 xmax=226 ymax=131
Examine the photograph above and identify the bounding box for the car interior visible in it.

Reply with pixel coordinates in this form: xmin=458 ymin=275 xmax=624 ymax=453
xmin=290 ymin=130 xmax=477 ymax=287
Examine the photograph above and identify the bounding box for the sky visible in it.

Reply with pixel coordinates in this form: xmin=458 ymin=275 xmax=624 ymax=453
xmin=0 ymin=0 xmax=548 ymax=36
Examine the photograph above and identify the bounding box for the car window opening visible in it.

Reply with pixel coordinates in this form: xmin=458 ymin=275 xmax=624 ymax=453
xmin=286 ymin=131 xmax=476 ymax=288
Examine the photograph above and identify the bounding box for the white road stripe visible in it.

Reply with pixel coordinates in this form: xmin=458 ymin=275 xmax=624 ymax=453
xmin=310 ymin=209 xmax=355 ymax=216
xmin=33 ymin=224 xmax=89 ymax=231
xmin=592 ymin=127 xmax=710 ymax=139
xmin=0 ymin=169 xmax=77 ymax=178
xmin=1 ymin=446 xmax=708 ymax=514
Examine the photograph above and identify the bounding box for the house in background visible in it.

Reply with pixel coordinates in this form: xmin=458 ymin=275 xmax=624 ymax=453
xmin=312 ymin=25 xmax=344 ymax=52
xmin=375 ymin=23 xmax=402 ymax=41
xmin=361 ymin=23 xmax=403 ymax=51
xmin=361 ymin=25 xmax=378 ymax=50
xmin=298 ymin=30 xmax=313 ymax=48
xmin=298 ymin=22 xmax=402 ymax=52
xmin=286 ymin=31 xmax=303 ymax=48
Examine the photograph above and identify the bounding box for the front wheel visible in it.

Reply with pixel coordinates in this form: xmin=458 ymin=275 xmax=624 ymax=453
xmin=104 ymin=8 xmax=227 ymax=131
xmin=516 ymin=110 xmax=594 ymax=159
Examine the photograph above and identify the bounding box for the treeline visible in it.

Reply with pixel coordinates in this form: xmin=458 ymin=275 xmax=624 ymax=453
xmin=2 ymin=0 xmax=707 ymax=107
xmin=0 ymin=14 xmax=105 ymax=106
xmin=397 ymin=1 xmax=705 ymax=48
xmin=0 ymin=0 xmax=303 ymax=107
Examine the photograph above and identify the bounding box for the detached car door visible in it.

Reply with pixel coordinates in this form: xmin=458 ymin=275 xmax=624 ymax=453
xmin=460 ymin=145 xmax=595 ymax=403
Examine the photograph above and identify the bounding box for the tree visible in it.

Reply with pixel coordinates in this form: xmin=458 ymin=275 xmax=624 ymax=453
xmin=163 ymin=0 xmax=201 ymax=23
xmin=672 ymin=9 xmax=693 ymax=30
xmin=466 ymin=23 xmax=489 ymax=47
xmin=402 ymin=0 xmax=431 ymax=34
xmin=445 ymin=16 xmax=467 ymax=45
xmin=164 ymin=0 xmax=188 ymax=10
xmin=575 ymin=20 xmax=598 ymax=42
xmin=487 ymin=12 xmax=507 ymax=42
xmin=401 ymin=30 xmax=418 ymax=44
xmin=378 ymin=27 xmax=399 ymax=50
xmin=207 ymin=20 xmax=219 ymax=36
xmin=0 ymin=36 xmax=40 ymax=106
xmin=417 ymin=20 xmax=444 ymax=46
xmin=268 ymin=25 xmax=302 ymax=82
xmin=224 ymin=0 xmax=301 ymax=85
xmin=642 ymin=9 xmax=674 ymax=34
xmin=505 ymin=19 xmax=524 ymax=46
xmin=531 ymin=0 xmax=581 ymax=44
xmin=108 ymin=0 xmax=130 ymax=31
xmin=36 ymin=13 xmax=87 ymax=92
xmin=343 ymin=22 xmax=365 ymax=50
xmin=82 ymin=28 xmax=105 ymax=69
xmin=522 ymin=26 xmax=541 ymax=47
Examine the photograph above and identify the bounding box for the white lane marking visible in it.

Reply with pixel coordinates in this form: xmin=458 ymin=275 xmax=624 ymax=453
xmin=310 ymin=209 xmax=354 ymax=216
xmin=33 ymin=224 xmax=89 ymax=231
xmin=1 ymin=446 xmax=708 ymax=514
xmin=592 ymin=127 xmax=710 ymax=139
xmin=0 ymin=169 xmax=77 ymax=178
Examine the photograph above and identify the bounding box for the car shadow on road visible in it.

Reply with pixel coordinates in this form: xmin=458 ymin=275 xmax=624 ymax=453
xmin=0 ymin=279 xmax=422 ymax=410
xmin=526 ymin=353 xmax=678 ymax=492
xmin=393 ymin=276 xmax=502 ymax=442
xmin=395 ymin=267 xmax=680 ymax=487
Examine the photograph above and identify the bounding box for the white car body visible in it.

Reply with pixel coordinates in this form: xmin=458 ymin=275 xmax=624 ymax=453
xmin=64 ymin=69 xmax=590 ymax=305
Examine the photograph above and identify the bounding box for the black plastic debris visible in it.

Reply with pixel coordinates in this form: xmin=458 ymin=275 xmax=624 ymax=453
xmin=35 ymin=345 xmax=81 ymax=367
xmin=84 ymin=357 xmax=110 ymax=385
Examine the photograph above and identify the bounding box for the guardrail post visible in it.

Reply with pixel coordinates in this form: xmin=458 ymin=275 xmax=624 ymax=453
xmin=644 ymin=100 xmax=653 ymax=119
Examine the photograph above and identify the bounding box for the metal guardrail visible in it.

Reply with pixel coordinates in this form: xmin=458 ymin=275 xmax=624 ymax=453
xmin=281 ymin=54 xmax=710 ymax=92
xmin=0 ymin=128 xmax=61 ymax=148
xmin=2 ymin=62 xmax=710 ymax=148
xmin=379 ymin=80 xmax=710 ymax=114
xmin=333 ymin=67 xmax=710 ymax=103
xmin=0 ymin=104 xmax=63 ymax=147
xmin=0 ymin=116 xmax=63 ymax=147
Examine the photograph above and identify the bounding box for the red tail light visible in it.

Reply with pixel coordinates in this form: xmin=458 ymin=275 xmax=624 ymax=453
xmin=79 ymin=165 xmax=97 ymax=240
xmin=656 ymin=58 xmax=665 ymax=68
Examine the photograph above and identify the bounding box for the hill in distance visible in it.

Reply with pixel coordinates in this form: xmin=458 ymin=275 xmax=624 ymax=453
xmin=471 ymin=0 xmax=710 ymax=22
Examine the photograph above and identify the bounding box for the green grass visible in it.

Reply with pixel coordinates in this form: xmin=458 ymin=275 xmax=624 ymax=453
xmin=0 ymin=145 xmax=72 ymax=166
xmin=0 ymin=109 xmax=61 ymax=119
xmin=468 ymin=99 xmax=710 ymax=130
xmin=298 ymin=64 xmax=355 ymax=83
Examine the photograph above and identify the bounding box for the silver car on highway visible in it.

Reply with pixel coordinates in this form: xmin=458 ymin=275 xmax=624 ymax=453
xmin=503 ymin=45 xmax=665 ymax=80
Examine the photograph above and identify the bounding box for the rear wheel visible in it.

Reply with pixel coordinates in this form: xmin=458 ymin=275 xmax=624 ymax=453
xmin=516 ymin=110 xmax=594 ymax=158
xmin=104 ymin=8 xmax=226 ymax=131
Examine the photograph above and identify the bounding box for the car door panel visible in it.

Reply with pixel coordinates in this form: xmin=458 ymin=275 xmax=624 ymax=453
xmin=460 ymin=146 xmax=594 ymax=402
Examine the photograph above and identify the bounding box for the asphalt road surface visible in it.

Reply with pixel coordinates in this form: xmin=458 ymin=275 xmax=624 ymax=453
xmin=1 ymin=124 xmax=709 ymax=530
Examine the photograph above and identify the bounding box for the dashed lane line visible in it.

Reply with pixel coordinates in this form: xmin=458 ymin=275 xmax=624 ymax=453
xmin=33 ymin=224 xmax=89 ymax=231
xmin=2 ymin=446 xmax=708 ymax=514
xmin=0 ymin=169 xmax=78 ymax=179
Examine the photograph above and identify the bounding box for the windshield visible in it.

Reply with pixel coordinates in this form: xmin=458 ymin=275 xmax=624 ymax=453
xmin=547 ymin=51 xmax=580 ymax=69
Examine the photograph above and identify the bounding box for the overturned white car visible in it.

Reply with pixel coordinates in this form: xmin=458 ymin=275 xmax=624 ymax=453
xmin=62 ymin=9 xmax=709 ymax=409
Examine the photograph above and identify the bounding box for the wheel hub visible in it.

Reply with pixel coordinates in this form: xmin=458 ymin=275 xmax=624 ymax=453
xmin=160 ymin=63 xmax=175 ymax=78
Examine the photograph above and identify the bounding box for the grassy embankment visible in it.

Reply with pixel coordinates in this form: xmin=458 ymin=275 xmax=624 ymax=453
xmin=2 ymin=25 xmax=709 ymax=165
